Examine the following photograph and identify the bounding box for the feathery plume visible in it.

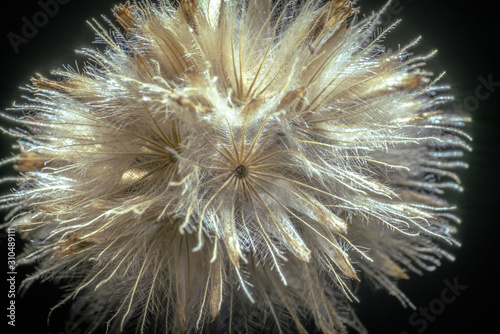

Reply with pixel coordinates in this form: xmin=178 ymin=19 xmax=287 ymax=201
xmin=1 ymin=0 xmax=471 ymax=333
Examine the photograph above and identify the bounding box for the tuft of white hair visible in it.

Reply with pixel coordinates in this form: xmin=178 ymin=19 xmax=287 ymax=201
xmin=1 ymin=0 xmax=470 ymax=333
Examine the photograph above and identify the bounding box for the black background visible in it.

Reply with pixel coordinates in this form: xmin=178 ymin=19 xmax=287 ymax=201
xmin=1 ymin=0 xmax=499 ymax=333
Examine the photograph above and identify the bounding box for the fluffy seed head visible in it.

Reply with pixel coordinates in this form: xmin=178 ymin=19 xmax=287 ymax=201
xmin=1 ymin=0 xmax=471 ymax=333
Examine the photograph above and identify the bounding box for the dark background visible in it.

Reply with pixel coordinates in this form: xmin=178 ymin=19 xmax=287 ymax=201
xmin=1 ymin=0 xmax=498 ymax=333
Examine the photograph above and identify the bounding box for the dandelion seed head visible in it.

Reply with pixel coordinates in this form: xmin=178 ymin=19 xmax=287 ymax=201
xmin=1 ymin=0 xmax=470 ymax=333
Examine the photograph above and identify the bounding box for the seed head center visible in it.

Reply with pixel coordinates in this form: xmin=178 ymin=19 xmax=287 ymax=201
xmin=235 ymin=165 xmax=247 ymax=177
